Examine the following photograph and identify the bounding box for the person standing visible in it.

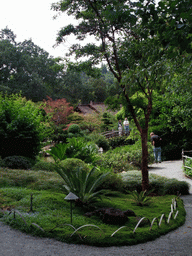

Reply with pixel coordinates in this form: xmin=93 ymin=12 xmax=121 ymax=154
xmin=123 ymin=117 xmax=129 ymax=136
xmin=118 ymin=120 xmax=123 ymax=136
xmin=150 ymin=132 xmax=162 ymax=163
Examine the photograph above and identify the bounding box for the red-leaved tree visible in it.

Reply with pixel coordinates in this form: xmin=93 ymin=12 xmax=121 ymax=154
xmin=43 ymin=96 xmax=73 ymax=125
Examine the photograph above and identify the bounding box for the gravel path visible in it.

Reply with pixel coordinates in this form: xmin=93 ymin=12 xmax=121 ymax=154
xmin=1 ymin=161 xmax=192 ymax=256
xmin=149 ymin=160 xmax=192 ymax=194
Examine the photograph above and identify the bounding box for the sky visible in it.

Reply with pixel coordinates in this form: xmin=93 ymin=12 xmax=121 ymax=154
xmin=0 ymin=0 xmax=75 ymax=58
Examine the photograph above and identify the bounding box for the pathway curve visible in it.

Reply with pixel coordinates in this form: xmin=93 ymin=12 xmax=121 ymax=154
xmin=1 ymin=161 xmax=192 ymax=256
xmin=149 ymin=160 xmax=192 ymax=194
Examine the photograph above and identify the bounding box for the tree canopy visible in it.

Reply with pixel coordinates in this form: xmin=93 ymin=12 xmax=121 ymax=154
xmin=0 ymin=28 xmax=115 ymax=104
xmin=52 ymin=0 xmax=192 ymax=190
xmin=0 ymin=28 xmax=63 ymax=101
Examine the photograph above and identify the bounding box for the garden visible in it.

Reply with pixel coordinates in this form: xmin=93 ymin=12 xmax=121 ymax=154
xmin=183 ymin=154 xmax=192 ymax=179
xmin=0 ymin=94 xmax=189 ymax=246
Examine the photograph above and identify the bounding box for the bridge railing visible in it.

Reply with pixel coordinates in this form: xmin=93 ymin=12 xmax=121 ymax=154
xmin=101 ymin=130 xmax=119 ymax=138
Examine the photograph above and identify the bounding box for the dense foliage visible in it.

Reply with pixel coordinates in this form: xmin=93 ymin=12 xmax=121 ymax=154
xmin=49 ymin=137 xmax=98 ymax=164
xmin=0 ymin=28 xmax=63 ymax=101
xmin=0 ymin=28 xmax=117 ymax=104
xmin=0 ymin=94 xmax=50 ymax=159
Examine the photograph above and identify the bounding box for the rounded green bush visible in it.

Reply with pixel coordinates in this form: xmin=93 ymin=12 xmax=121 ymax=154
xmin=2 ymin=155 xmax=33 ymax=169
xmin=60 ymin=158 xmax=90 ymax=172
xmin=68 ymin=124 xmax=81 ymax=134
xmin=32 ymin=161 xmax=56 ymax=172
xmin=98 ymin=172 xmax=125 ymax=192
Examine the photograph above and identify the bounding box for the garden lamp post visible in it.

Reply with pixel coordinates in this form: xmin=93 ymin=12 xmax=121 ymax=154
xmin=64 ymin=192 xmax=78 ymax=224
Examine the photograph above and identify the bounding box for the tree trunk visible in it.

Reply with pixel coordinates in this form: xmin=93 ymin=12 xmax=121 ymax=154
xmin=141 ymin=128 xmax=149 ymax=191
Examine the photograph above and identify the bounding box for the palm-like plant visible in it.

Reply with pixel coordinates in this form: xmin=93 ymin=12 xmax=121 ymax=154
xmin=48 ymin=143 xmax=68 ymax=163
xmin=130 ymin=190 xmax=153 ymax=206
xmin=55 ymin=165 xmax=110 ymax=205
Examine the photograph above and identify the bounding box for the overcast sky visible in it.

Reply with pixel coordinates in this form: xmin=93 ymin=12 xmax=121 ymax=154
xmin=0 ymin=0 xmax=75 ymax=58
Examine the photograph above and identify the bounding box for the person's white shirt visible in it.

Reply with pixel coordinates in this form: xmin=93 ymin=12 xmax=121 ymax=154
xmin=123 ymin=119 xmax=129 ymax=126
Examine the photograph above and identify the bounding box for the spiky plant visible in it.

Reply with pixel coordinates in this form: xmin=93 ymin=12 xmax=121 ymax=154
xmin=55 ymin=165 xmax=110 ymax=205
xmin=130 ymin=190 xmax=153 ymax=206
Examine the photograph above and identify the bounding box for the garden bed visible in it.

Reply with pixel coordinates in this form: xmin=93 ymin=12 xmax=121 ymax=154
xmin=0 ymin=167 xmax=186 ymax=247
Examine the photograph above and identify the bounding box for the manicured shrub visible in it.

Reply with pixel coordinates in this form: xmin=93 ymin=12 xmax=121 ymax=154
xmin=32 ymin=161 xmax=56 ymax=172
xmin=163 ymin=179 xmax=189 ymax=195
xmin=1 ymin=156 xmax=33 ymax=170
xmin=0 ymin=157 xmax=3 ymax=167
xmin=68 ymin=124 xmax=81 ymax=134
xmin=121 ymin=171 xmax=189 ymax=195
xmin=97 ymin=172 xmax=125 ymax=192
xmin=121 ymin=171 xmax=143 ymax=192
xmin=0 ymin=94 xmax=50 ymax=159
xmin=60 ymin=158 xmax=90 ymax=173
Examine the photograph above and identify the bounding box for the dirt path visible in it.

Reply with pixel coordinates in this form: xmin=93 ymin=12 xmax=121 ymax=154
xmin=1 ymin=161 xmax=192 ymax=256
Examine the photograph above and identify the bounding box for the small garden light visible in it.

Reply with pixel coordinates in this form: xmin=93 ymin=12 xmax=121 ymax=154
xmin=64 ymin=192 xmax=79 ymax=224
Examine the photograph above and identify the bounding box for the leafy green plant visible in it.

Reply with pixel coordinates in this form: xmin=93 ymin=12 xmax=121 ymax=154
xmin=54 ymin=165 xmax=110 ymax=205
xmin=184 ymin=158 xmax=192 ymax=178
xmin=130 ymin=190 xmax=153 ymax=206
xmin=48 ymin=143 xmax=68 ymax=163
xmin=66 ymin=137 xmax=98 ymax=163
xmin=0 ymin=94 xmax=50 ymax=159
xmin=96 ymin=145 xmax=139 ymax=172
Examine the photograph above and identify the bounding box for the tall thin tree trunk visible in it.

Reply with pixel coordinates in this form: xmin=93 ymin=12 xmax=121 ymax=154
xmin=141 ymin=128 xmax=149 ymax=191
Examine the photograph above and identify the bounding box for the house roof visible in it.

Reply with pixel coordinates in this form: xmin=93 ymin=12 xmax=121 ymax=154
xmin=75 ymin=102 xmax=117 ymax=115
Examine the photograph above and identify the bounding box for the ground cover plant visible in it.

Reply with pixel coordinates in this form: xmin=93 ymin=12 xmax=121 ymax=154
xmin=183 ymin=158 xmax=192 ymax=178
xmin=0 ymin=166 xmax=187 ymax=246
xmin=0 ymin=185 xmax=185 ymax=246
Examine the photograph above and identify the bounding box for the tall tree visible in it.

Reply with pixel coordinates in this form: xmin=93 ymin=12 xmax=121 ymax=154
xmin=52 ymin=0 xmax=169 ymax=190
xmin=0 ymin=28 xmax=64 ymax=101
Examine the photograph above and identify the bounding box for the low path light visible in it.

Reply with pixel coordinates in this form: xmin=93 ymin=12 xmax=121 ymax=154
xmin=65 ymin=192 xmax=79 ymax=224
